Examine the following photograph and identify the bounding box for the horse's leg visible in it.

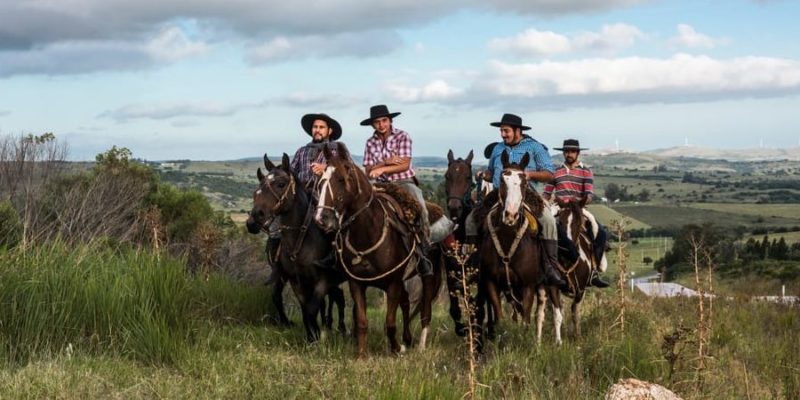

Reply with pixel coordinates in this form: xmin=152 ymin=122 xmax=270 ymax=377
xmin=302 ymin=285 xmax=323 ymax=342
xmin=486 ymin=280 xmax=503 ymax=340
xmin=348 ymin=281 xmax=368 ymax=358
xmin=521 ymin=286 xmax=535 ymax=325
xmin=329 ymin=285 xmax=347 ymax=335
xmin=272 ymin=275 xmax=292 ymax=326
xmin=399 ymin=285 xmax=412 ymax=348
xmin=385 ymin=281 xmax=402 ymax=354
xmin=445 ymin=256 xmax=467 ymax=336
xmin=535 ymin=286 xmax=547 ymax=346
xmin=548 ymin=286 xmax=563 ymax=346
xmin=322 ymin=292 xmax=332 ymax=330
xmin=419 ymin=273 xmax=434 ymax=351
xmin=572 ymin=290 xmax=585 ymax=338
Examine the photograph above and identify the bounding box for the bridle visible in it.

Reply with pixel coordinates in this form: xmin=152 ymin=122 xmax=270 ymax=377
xmin=254 ymin=171 xmax=296 ymax=232
xmin=315 ymin=163 xmax=372 ymax=230
xmin=445 ymin=161 xmax=475 ymax=208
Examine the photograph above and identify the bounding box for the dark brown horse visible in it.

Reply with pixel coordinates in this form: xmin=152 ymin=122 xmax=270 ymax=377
xmin=536 ymin=198 xmax=608 ymax=344
xmin=443 ymin=149 xmax=475 ymax=336
xmin=246 ymin=153 xmax=346 ymax=341
xmin=476 ymin=151 xmax=544 ymax=338
xmin=314 ymin=143 xmax=436 ymax=357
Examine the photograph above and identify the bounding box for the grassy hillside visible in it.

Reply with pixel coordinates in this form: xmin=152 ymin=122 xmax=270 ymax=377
xmin=1 ymin=243 xmax=798 ymax=399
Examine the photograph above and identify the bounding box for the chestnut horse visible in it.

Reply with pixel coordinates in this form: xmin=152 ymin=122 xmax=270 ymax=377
xmin=536 ymin=198 xmax=608 ymax=345
xmin=246 ymin=154 xmax=346 ymax=341
xmin=476 ymin=151 xmax=544 ymax=338
xmin=314 ymin=143 xmax=436 ymax=357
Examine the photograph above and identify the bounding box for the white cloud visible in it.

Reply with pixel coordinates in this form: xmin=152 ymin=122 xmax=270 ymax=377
xmin=388 ymin=80 xmax=465 ymax=103
xmin=145 ymin=27 xmax=208 ymax=61
xmin=489 ymin=23 xmax=644 ymax=57
xmin=672 ymin=24 xmax=726 ymax=49
xmin=99 ymin=100 xmax=267 ymax=122
xmin=412 ymin=54 xmax=800 ymax=108
xmin=0 ymin=25 xmax=207 ymax=77
xmin=247 ymin=31 xmax=403 ymax=64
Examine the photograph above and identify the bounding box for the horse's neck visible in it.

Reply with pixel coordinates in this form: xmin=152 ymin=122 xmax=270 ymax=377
xmin=281 ymin=188 xmax=309 ymax=229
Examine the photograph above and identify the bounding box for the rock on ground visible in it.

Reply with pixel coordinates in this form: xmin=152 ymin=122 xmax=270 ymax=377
xmin=605 ymin=378 xmax=682 ymax=400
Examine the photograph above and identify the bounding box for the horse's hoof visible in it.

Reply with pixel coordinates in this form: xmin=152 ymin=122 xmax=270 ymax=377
xmin=399 ymin=345 xmax=407 ymax=354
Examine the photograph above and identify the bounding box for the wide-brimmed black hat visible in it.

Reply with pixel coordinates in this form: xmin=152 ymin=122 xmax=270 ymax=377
xmin=301 ymin=113 xmax=342 ymax=141
xmin=554 ymin=139 xmax=588 ymax=151
xmin=360 ymin=104 xmax=401 ymax=126
xmin=490 ymin=113 xmax=531 ymax=131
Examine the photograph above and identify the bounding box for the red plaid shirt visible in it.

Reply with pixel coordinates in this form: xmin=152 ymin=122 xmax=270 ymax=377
xmin=543 ymin=162 xmax=594 ymax=202
xmin=362 ymin=127 xmax=415 ymax=182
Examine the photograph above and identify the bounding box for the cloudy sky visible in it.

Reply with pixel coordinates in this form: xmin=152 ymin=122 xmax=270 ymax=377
xmin=1 ymin=0 xmax=799 ymax=160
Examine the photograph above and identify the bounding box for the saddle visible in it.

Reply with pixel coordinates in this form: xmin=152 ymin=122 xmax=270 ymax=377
xmin=373 ymin=183 xmax=444 ymax=233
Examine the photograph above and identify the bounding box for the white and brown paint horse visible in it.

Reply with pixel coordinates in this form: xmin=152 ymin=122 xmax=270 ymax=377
xmin=535 ymin=197 xmax=608 ymax=345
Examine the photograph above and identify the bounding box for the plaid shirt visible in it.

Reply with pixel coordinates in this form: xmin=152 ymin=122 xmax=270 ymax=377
xmin=290 ymin=142 xmax=337 ymax=189
xmin=543 ymin=162 xmax=594 ymax=202
xmin=362 ymin=127 xmax=415 ymax=182
xmin=488 ymin=136 xmax=554 ymax=190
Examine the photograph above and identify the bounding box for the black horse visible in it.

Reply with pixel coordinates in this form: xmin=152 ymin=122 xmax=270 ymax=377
xmin=246 ymin=154 xmax=346 ymax=341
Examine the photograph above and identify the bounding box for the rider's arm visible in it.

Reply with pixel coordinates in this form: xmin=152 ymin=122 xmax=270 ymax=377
xmin=583 ymin=167 xmax=594 ymax=204
xmin=526 ymin=170 xmax=554 ymax=183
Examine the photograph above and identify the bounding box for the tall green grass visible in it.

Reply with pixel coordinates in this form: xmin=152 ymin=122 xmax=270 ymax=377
xmin=0 ymin=242 xmax=272 ymax=366
xmin=1 ymin=242 xmax=798 ymax=398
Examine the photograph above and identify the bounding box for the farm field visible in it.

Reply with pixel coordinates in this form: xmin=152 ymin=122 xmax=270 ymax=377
xmin=611 ymin=203 xmax=800 ymax=231
xmin=743 ymin=230 xmax=800 ymax=244
xmin=688 ymin=203 xmax=800 ymax=219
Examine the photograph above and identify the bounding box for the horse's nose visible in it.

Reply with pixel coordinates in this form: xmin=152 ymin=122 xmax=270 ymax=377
xmin=503 ymin=210 xmax=518 ymax=224
xmin=448 ymin=204 xmax=462 ymax=219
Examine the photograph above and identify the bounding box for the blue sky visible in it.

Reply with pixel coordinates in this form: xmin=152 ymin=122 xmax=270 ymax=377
xmin=1 ymin=0 xmax=799 ymax=160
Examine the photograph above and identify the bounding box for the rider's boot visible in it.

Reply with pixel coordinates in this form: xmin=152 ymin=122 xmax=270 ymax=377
xmin=543 ymin=239 xmax=568 ymax=290
xmin=590 ymin=270 xmax=611 ymax=288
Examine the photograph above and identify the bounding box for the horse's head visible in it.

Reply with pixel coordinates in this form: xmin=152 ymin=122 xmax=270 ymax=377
xmin=245 ymin=153 xmax=296 ymax=234
xmin=499 ymin=150 xmax=529 ymax=226
xmin=444 ymin=149 xmax=474 ymax=219
xmin=314 ymin=142 xmax=364 ymax=233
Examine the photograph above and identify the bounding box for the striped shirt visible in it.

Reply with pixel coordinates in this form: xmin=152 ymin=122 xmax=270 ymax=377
xmin=362 ymin=127 xmax=415 ymax=182
xmin=488 ymin=136 xmax=554 ymax=190
xmin=542 ymin=162 xmax=594 ymax=202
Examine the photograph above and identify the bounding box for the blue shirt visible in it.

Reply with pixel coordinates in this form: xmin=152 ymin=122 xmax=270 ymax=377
xmin=488 ymin=137 xmax=554 ymax=190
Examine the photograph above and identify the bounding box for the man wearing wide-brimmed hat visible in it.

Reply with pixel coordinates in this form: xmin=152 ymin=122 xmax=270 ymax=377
xmin=465 ymin=113 xmax=567 ymax=289
xmin=291 ymin=113 xmax=344 ymax=190
xmin=544 ymin=139 xmax=609 ymax=287
xmin=360 ymin=104 xmax=434 ymax=275
xmin=265 ymin=113 xmax=343 ymax=275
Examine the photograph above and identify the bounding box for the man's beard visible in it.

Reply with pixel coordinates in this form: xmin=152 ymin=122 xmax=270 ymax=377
xmin=312 ymin=136 xmax=327 ymax=143
xmin=565 ymin=156 xmax=577 ymax=164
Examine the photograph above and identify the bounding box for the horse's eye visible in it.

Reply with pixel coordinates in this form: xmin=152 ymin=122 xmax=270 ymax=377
xmin=277 ymin=181 xmax=286 ymax=188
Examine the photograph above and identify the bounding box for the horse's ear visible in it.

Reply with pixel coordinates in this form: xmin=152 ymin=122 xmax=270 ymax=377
xmin=336 ymin=142 xmax=351 ymax=161
xmin=501 ymin=150 xmax=510 ymax=168
xmin=519 ymin=153 xmax=530 ymax=170
xmin=447 ymin=149 xmax=454 ymax=164
xmin=322 ymin=144 xmax=333 ymax=161
xmin=257 ymin=167 xmax=265 ymax=181
xmin=465 ymin=150 xmax=473 ymax=165
xmin=264 ymin=154 xmax=276 ymax=171
xmin=281 ymin=153 xmax=290 ymax=171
